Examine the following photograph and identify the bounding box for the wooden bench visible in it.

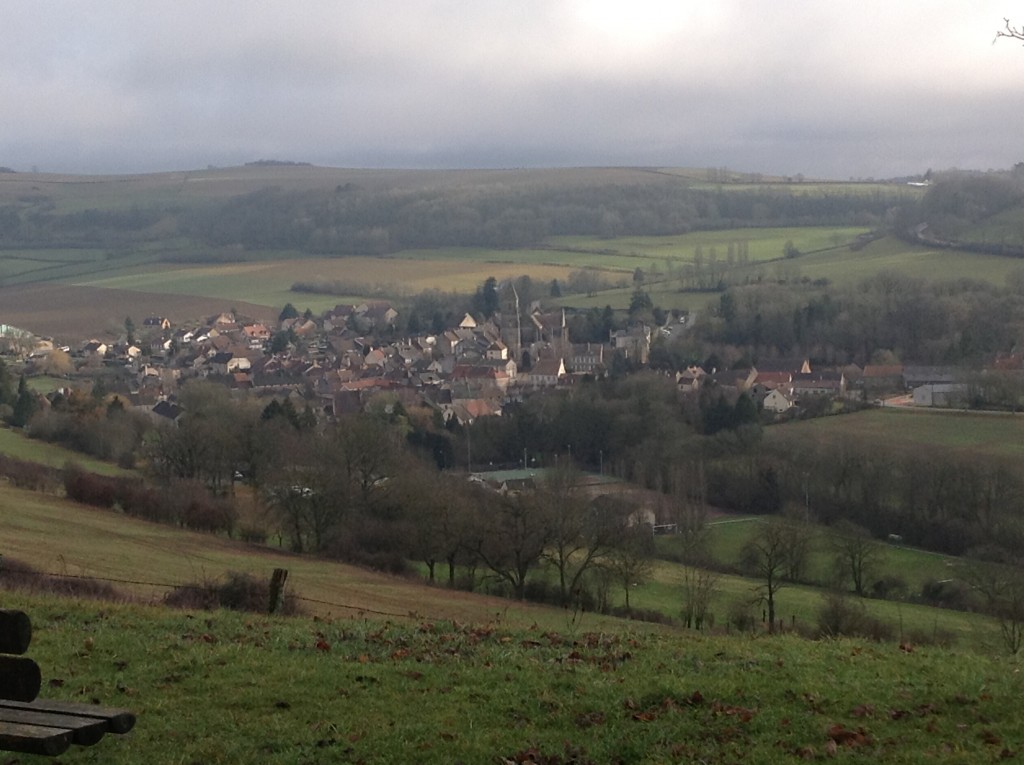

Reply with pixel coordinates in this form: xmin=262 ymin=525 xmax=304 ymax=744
xmin=0 ymin=608 xmax=135 ymax=756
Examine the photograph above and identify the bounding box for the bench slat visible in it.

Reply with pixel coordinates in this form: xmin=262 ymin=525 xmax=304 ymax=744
xmin=0 ymin=656 xmax=41 ymax=702
xmin=0 ymin=610 xmax=32 ymax=655
xmin=0 ymin=706 xmax=107 ymax=746
xmin=0 ymin=721 xmax=72 ymax=757
xmin=0 ymin=698 xmax=136 ymax=734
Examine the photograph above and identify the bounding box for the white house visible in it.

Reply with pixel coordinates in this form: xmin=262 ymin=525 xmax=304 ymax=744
xmin=762 ymin=388 xmax=794 ymax=413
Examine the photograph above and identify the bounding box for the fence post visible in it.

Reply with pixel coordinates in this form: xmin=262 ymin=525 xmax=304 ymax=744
xmin=268 ymin=568 xmax=288 ymax=614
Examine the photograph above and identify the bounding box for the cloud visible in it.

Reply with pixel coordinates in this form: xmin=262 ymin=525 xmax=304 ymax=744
xmin=2 ymin=0 xmax=1023 ymax=176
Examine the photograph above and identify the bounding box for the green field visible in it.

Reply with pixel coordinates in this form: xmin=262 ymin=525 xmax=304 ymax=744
xmin=0 ymin=484 xmax=612 ymax=630
xmin=0 ymin=428 xmax=130 ymax=477
xmin=0 ymin=478 xmax=999 ymax=652
xmin=45 ymin=227 xmax=869 ymax=316
xmin=5 ymin=588 xmax=1021 ymax=764
xmin=65 ymin=256 xmax=577 ymax=315
xmin=766 ymin=408 xmax=1024 ymax=462
xmin=0 ymin=472 xmax=1016 ymax=764
xmin=1 ymin=219 xmax=1017 ymax=321
xmin=796 ymin=236 xmax=1024 ymax=287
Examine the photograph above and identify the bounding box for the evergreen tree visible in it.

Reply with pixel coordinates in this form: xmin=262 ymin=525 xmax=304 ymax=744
xmin=0 ymin=358 xmax=13 ymax=407
xmin=732 ymin=392 xmax=760 ymax=428
xmin=11 ymin=376 xmax=37 ymax=427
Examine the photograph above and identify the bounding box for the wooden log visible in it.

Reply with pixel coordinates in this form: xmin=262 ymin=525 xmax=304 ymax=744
xmin=0 ymin=610 xmax=31 ymax=655
xmin=0 ymin=706 xmax=106 ymax=746
xmin=0 ymin=656 xmax=41 ymax=702
xmin=0 ymin=721 xmax=72 ymax=756
xmin=1 ymin=698 xmax=136 ymax=734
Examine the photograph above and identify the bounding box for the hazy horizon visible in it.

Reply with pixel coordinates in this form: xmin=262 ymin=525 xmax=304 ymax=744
xmin=4 ymin=1 xmax=1024 ymax=179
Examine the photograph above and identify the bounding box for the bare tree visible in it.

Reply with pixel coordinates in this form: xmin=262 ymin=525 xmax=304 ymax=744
xmin=397 ymin=466 xmax=475 ymax=585
xmin=996 ymin=18 xmax=1024 ymax=44
xmin=680 ymin=565 xmax=719 ymax=630
xmin=667 ymin=460 xmax=711 ymax=564
xmin=778 ymin=512 xmax=815 ymax=583
xmin=961 ymin=554 xmax=1024 ymax=654
xmin=541 ymin=468 xmax=631 ymax=606
xmin=603 ymin=524 xmax=654 ymax=609
xmin=474 ymin=491 xmax=553 ymax=600
xmin=830 ymin=520 xmax=882 ymax=597
xmin=740 ymin=518 xmax=793 ymax=634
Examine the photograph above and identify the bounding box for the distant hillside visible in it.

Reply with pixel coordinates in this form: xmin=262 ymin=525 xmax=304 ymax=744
xmin=0 ymin=165 xmax=913 ymax=259
xmin=910 ymin=167 xmax=1024 ymax=255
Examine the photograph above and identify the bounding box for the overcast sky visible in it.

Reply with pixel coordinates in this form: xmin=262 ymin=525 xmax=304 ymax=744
xmin=4 ymin=1 xmax=1024 ymax=179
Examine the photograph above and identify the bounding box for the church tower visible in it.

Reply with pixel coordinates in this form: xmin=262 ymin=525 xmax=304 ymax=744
xmin=498 ymin=281 xmax=522 ymax=366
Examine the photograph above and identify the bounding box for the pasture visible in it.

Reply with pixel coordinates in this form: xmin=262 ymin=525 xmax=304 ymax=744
xmin=795 ymin=236 xmax=1024 ymax=287
xmin=5 ymin=588 xmax=1020 ymax=764
xmin=46 ymin=226 xmax=870 ymax=320
xmin=766 ymin=408 xmax=1024 ymax=463
xmin=0 ymin=428 xmax=130 ymax=477
xmin=67 ymin=256 xmax=580 ymax=315
xmin=0 ymin=479 xmax=997 ymax=651
xmin=0 ymin=284 xmax=278 ymax=342
xmin=0 ymin=470 xmax=1017 ymax=763
xmin=0 ymin=484 xmax=609 ymax=630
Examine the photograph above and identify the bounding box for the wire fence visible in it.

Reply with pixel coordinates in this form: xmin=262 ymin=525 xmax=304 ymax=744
xmin=1 ymin=569 xmax=429 ymax=622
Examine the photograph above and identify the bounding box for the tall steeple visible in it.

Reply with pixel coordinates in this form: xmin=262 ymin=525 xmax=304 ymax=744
xmin=498 ymin=281 xmax=522 ymax=365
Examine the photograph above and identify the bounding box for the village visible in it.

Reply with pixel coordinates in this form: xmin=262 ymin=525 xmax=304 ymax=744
xmin=3 ymin=281 xmax=1015 ymax=432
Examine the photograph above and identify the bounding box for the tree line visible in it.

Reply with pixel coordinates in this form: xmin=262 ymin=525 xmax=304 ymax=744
xmin=661 ymin=269 xmax=1024 ymax=367
xmin=0 ymin=180 xmax=907 ymax=254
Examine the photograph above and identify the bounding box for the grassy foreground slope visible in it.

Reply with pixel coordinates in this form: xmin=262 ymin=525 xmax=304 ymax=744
xmin=8 ymin=588 xmax=1024 ymax=763
xmin=1 ymin=485 xmax=1021 ymax=761
xmin=0 ymin=484 xmax=575 ymax=629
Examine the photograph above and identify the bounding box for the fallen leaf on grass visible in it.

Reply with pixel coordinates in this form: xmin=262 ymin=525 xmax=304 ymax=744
xmin=712 ymin=702 xmax=756 ymax=723
xmin=827 ymin=723 xmax=872 ymax=748
xmin=574 ymin=711 xmax=606 ymax=728
xmin=980 ymin=730 xmax=1002 ymax=747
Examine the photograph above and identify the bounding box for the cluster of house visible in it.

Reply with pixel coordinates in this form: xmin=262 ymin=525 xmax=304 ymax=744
xmin=676 ymin=358 xmax=985 ymax=412
xmin=33 ymin=295 xmax=654 ymax=425
xmin=14 ymin=285 xmax=1012 ymax=425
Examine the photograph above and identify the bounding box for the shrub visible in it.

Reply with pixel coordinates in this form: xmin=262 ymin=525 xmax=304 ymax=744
xmin=918 ymin=578 xmax=977 ymax=611
xmin=0 ymin=556 xmax=122 ymax=601
xmin=0 ymin=454 xmax=60 ymax=492
xmin=816 ymin=591 xmax=896 ymax=642
xmin=238 ymin=526 xmax=269 ymax=544
xmin=817 ymin=591 xmax=866 ymax=638
xmin=606 ymin=605 xmax=674 ymax=625
xmin=181 ymin=495 xmax=238 ymax=535
xmin=727 ymin=602 xmax=757 ymax=633
xmin=871 ymin=575 xmax=908 ymax=600
xmin=117 ymin=482 xmax=170 ymax=522
xmin=63 ymin=464 xmax=118 ymax=508
xmin=906 ymin=625 xmax=958 ymax=649
xmin=163 ymin=572 xmax=301 ymax=615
